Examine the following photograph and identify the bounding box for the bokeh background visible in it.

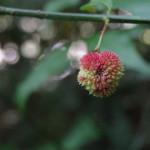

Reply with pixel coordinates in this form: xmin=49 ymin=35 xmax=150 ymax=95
xmin=0 ymin=0 xmax=150 ymax=150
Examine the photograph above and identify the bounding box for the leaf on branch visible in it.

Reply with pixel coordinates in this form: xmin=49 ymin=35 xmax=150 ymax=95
xmin=80 ymin=0 xmax=112 ymax=13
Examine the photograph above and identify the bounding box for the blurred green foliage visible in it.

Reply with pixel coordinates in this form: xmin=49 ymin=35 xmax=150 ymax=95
xmin=14 ymin=46 xmax=70 ymax=111
xmin=87 ymin=28 xmax=150 ymax=74
xmin=0 ymin=0 xmax=150 ymax=150
xmin=44 ymin=0 xmax=80 ymax=12
xmin=0 ymin=144 xmax=18 ymax=150
xmin=62 ymin=117 xmax=101 ymax=150
xmin=113 ymin=0 xmax=150 ymax=17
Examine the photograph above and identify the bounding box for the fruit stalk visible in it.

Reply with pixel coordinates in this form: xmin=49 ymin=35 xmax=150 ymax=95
xmin=95 ymin=19 xmax=109 ymax=52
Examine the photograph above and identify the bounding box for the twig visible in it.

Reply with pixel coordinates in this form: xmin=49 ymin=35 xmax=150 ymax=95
xmin=0 ymin=6 xmax=150 ymax=24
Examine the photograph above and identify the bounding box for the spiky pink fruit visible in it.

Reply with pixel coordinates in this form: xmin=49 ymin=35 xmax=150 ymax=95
xmin=77 ymin=51 xmax=124 ymax=97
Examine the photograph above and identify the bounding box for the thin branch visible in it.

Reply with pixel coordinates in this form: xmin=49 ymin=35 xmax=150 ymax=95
xmin=0 ymin=6 xmax=150 ymax=24
xmin=95 ymin=20 xmax=108 ymax=52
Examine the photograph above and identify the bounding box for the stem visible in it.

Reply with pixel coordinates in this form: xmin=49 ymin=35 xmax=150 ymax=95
xmin=95 ymin=20 xmax=108 ymax=52
xmin=0 ymin=6 xmax=150 ymax=24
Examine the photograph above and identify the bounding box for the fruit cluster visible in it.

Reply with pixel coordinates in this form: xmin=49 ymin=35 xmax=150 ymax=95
xmin=78 ymin=51 xmax=124 ymax=97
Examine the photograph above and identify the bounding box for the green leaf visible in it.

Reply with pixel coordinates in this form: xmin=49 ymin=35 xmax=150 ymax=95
xmin=86 ymin=28 xmax=150 ymax=75
xmin=112 ymin=0 xmax=150 ymax=17
xmin=13 ymin=47 xmax=70 ymax=111
xmin=62 ymin=117 xmax=101 ymax=150
xmin=91 ymin=0 xmax=112 ymax=11
xmin=80 ymin=3 xmax=101 ymax=12
xmin=43 ymin=0 xmax=80 ymax=12
xmin=80 ymin=0 xmax=112 ymax=13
